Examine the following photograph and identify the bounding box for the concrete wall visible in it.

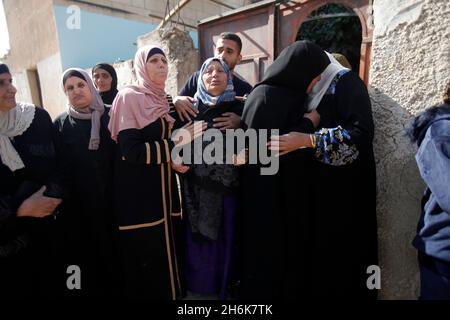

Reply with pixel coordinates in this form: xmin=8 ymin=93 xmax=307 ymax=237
xmin=370 ymin=0 xmax=450 ymax=299
xmin=12 ymin=52 xmax=67 ymax=119
xmin=37 ymin=53 xmax=68 ymax=119
xmin=85 ymin=0 xmax=250 ymax=28
xmin=57 ymin=0 xmax=251 ymax=46
xmin=3 ymin=0 xmax=66 ymax=118
xmin=12 ymin=72 xmax=34 ymax=105
xmin=2 ymin=0 xmax=59 ymax=70
xmin=114 ymin=59 xmax=136 ymax=89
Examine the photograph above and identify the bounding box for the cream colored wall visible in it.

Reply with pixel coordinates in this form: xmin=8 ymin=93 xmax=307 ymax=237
xmin=2 ymin=0 xmax=59 ymax=71
xmin=3 ymin=0 xmax=66 ymax=118
xmin=11 ymin=52 xmax=66 ymax=119
xmin=37 ymin=53 xmax=67 ymax=119
xmin=12 ymin=72 xmax=34 ymax=105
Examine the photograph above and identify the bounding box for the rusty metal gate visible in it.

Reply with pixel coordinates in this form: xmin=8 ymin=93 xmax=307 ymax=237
xmin=198 ymin=0 xmax=373 ymax=86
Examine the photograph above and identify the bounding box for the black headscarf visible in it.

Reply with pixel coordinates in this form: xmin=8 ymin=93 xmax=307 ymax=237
xmin=242 ymin=40 xmax=330 ymax=130
xmin=259 ymin=40 xmax=330 ymax=92
xmin=92 ymin=63 xmax=118 ymax=105
xmin=146 ymin=47 xmax=165 ymax=61
xmin=0 ymin=63 xmax=10 ymax=75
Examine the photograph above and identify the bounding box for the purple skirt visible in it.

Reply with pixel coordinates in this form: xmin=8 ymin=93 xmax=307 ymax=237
xmin=184 ymin=195 xmax=239 ymax=299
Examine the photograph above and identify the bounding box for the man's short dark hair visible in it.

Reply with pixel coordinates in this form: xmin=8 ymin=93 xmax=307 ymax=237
xmin=0 ymin=63 xmax=10 ymax=75
xmin=219 ymin=32 xmax=242 ymax=54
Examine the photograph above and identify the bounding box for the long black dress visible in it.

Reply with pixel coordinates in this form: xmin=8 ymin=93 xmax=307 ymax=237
xmin=239 ymin=41 xmax=329 ymax=299
xmin=113 ymin=116 xmax=183 ymax=299
xmin=239 ymin=86 xmax=316 ymax=299
xmin=53 ymin=108 xmax=120 ymax=296
xmin=240 ymin=66 xmax=377 ymax=299
xmin=306 ymin=71 xmax=378 ymax=298
xmin=0 ymin=106 xmax=61 ymax=297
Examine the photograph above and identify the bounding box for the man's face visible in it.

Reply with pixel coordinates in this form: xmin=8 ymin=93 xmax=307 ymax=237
xmin=214 ymin=38 xmax=242 ymax=72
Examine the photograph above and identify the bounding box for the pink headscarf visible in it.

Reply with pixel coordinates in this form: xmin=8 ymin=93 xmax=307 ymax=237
xmin=108 ymin=45 xmax=174 ymax=141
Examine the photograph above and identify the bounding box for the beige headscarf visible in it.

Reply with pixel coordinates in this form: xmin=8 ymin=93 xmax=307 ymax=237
xmin=62 ymin=68 xmax=105 ymax=150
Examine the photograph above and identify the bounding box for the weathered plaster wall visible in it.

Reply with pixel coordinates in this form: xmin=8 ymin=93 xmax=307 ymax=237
xmin=12 ymin=72 xmax=34 ymax=105
xmin=370 ymin=0 xmax=450 ymax=299
xmin=114 ymin=59 xmax=136 ymax=89
xmin=2 ymin=0 xmax=59 ymax=71
xmin=3 ymin=0 xmax=66 ymax=118
xmin=37 ymin=53 xmax=67 ymax=119
xmin=13 ymin=53 xmax=68 ymax=119
xmin=84 ymin=0 xmax=250 ymax=28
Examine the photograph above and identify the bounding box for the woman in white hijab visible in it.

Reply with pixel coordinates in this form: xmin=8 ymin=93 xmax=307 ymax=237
xmin=0 ymin=63 xmax=62 ymax=297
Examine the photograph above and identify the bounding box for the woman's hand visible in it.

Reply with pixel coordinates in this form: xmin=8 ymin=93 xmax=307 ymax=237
xmin=171 ymin=155 xmax=190 ymax=173
xmin=232 ymin=148 xmax=248 ymax=166
xmin=172 ymin=162 xmax=190 ymax=174
xmin=173 ymin=96 xmax=199 ymax=122
xmin=16 ymin=186 xmax=62 ymax=218
xmin=213 ymin=112 xmax=241 ymax=130
xmin=303 ymin=110 xmax=321 ymax=128
xmin=267 ymin=132 xmax=310 ymax=156
xmin=172 ymin=121 xmax=207 ymax=147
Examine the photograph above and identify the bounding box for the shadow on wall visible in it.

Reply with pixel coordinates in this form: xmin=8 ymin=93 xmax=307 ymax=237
xmin=369 ymin=86 xmax=426 ymax=299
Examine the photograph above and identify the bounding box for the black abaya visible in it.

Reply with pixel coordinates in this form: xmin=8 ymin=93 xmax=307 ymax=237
xmin=0 ymin=106 xmax=61 ymax=297
xmin=53 ymin=108 xmax=121 ymax=296
xmin=239 ymin=41 xmax=330 ymax=299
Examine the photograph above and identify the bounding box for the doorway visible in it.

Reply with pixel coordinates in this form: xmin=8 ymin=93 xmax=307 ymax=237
xmin=26 ymin=69 xmax=43 ymax=108
xmin=296 ymin=3 xmax=362 ymax=74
